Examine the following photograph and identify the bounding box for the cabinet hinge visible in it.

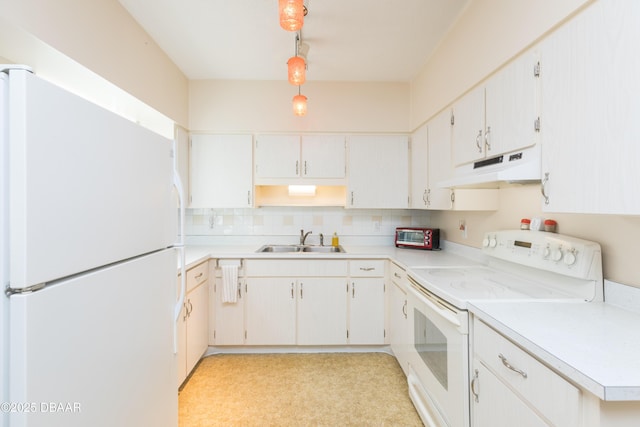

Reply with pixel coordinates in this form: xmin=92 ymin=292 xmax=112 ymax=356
xmin=534 ymin=61 xmax=541 ymax=77
xmin=534 ymin=117 xmax=541 ymax=132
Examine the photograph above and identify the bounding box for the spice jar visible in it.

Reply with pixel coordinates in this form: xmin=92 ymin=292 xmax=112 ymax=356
xmin=544 ymin=219 xmax=557 ymax=232
xmin=520 ymin=218 xmax=531 ymax=230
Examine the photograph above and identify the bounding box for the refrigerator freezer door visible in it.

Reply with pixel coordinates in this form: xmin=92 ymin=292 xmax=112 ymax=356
xmin=8 ymin=249 xmax=177 ymax=427
xmin=8 ymin=69 xmax=177 ymax=290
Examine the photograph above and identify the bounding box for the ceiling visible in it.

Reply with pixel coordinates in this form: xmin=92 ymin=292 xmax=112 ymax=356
xmin=118 ymin=0 xmax=470 ymax=82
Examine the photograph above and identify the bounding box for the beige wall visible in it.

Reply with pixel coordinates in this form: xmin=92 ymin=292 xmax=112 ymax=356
xmin=0 ymin=0 xmax=189 ymax=126
xmin=190 ymin=80 xmax=410 ymax=133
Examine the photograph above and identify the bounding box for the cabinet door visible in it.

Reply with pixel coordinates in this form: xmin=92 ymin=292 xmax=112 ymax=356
xmin=539 ymin=0 xmax=640 ymax=214
xmin=297 ymin=278 xmax=348 ymax=345
xmin=347 ymin=135 xmax=409 ymax=208
xmin=348 ymin=278 xmax=385 ymax=345
xmin=485 ymin=51 xmax=539 ymax=158
xmin=175 ymin=126 xmax=189 ymax=203
xmin=213 ymin=277 xmax=245 ymax=345
xmin=389 ymin=280 xmax=409 ymax=375
xmin=185 ymin=281 xmax=209 ymax=374
xmin=301 ymin=135 xmax=346 ymax=178
xmin=245 ymin=278 xmax=296 ymax=345
xmin=410 ymin=124 xmax=429 ymax=209
xmin=427 ymin=109 xmax=454 ymax=210
xmin=190 ymin=134 xmax=253 ymax=208
xmin=254 ymin=134 xmax=300 ymax=178
xmin=472 ymin=362 xmax=548 ymax=427
xmin=451 ymin=85 xmax=485 ymax=167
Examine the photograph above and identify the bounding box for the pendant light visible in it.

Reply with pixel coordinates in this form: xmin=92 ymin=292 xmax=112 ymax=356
xmin=287 ymin=34 xmax=306 ymax=85
xmin=292 ymin=87 xmax=307 ymax=116
xmin=279 ymin=0 xmax=305 ymax=32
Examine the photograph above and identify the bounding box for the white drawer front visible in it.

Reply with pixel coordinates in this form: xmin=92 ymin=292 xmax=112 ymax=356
xmin=349 ymin=260 xmax=385 ymax=277
xmin=389 ymin=261 xmax=406 ymax=284
xmin=474 ymin=320 xmax=581 ymax=427
xmin=186 ymin=261 xmax=209 ymax=291
xmin=245 ymin=259 xmax=348 ymax=277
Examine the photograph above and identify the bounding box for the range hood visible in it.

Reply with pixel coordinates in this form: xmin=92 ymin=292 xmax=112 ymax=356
xmin=437 ymin=144 xmax=541 ymax=189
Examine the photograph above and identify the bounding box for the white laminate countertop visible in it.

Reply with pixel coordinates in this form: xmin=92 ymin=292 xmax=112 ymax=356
xmin=181 ymin=243 xmax=484 ymax=271
xmin=470 ymin=300 xmax=640 ymax=401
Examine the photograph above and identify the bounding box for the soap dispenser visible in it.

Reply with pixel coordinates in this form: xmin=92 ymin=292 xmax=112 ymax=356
xmin=331 ymin=232 xmax=339 ymax=247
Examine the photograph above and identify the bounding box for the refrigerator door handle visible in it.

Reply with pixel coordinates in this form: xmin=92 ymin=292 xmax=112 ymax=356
xmin=172 ymin=139 xmax=186 ymax=354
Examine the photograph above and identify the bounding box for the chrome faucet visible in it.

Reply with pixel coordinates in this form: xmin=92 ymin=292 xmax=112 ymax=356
xmin=300 ymin=229 xmax=312 ymax=245
xmin=319 ymin=233 xmax=324 ymax=246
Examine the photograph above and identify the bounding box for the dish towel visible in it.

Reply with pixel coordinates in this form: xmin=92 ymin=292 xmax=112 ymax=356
xmin=221 ymin=264 xmax=239 ymax=303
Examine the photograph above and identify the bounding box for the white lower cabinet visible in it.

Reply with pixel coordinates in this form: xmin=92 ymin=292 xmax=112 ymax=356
xmin=348 ymin=260 xmax=386 ymax=345
xmin=244 ymin=278 xmax=296 ymax=345
xmin=212 ymin=261 xmax=245 ymax=346
xmin=471 ymin=318 xmax=581 ymax=427
xmin=389 ymin=262 xmax=410 ymax=375
xmin=177 ymin=260 xmax=210 ymax=387
xmin=297 ymin=278 xmax=348 ymax=345
xmin=213 ymin=259 xmax=386 ymax=347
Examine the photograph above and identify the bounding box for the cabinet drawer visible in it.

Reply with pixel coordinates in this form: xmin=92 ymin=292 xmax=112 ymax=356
xmin=186 ymin=261 xmax=209 ymax=291
xmin=474 ymin=320 xmax=581 ymax=427
xmin=245 ymin=259 xmax=348 ymax=277
xmin=350 ymin=260 xmax=385 ymax=277
xmin=389 ymin=261 xmax=406 ymax=285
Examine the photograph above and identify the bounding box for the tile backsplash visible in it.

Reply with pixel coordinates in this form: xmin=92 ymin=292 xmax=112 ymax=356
xmin=185 ymin=207 xmax=431 ymax=246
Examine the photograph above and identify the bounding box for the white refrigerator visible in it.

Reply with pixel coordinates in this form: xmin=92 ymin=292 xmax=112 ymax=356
xmin=1 ymin=67 xmax=183 ymax=426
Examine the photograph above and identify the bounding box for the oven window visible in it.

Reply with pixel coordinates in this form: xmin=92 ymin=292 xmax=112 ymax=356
xmin=414 ymin=308 xmax=448 ymax=390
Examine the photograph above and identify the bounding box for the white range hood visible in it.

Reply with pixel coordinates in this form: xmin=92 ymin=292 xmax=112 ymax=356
xmin=437 ymin=144 xmax=541 ymax=189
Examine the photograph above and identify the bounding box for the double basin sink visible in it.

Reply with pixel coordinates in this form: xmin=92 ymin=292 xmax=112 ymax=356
xmin=256 ymin=244 xmax=345 ymax=253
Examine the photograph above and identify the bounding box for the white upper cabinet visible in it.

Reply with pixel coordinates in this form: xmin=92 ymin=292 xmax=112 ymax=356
xmin=347 ymin=135 xmax=409 ymax=209
xmin=410 ymin=123 xmax=429 ymax=209
xmin=189 ymin=134 xmax=253 ymax=208
xmin=427 ymin=109 xmax=455 ymax=210
xmin=539 ymin=0 xmax=640 ymax=214
xmin=452 ymin=51 xmax=540 ymax=167
xmin=254 ymin=134 xmax=346 ymax=184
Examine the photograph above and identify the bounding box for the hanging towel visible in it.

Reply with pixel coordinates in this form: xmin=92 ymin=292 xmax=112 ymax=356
xmin=221 ymin=264 xmax=239 ymax=303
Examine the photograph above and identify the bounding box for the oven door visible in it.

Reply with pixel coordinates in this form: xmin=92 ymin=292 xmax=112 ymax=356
xmin=406 ymin=277 xmax=470 ymax=427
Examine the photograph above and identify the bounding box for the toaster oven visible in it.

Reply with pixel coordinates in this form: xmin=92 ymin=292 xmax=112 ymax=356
xmin=395 ymin=227 xmax=440 ymax=250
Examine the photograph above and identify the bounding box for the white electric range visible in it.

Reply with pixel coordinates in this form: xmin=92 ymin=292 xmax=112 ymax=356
xmin=404 ymin=229 xmax=603 ymax=427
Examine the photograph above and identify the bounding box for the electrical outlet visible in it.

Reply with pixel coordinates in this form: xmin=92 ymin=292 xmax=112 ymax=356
xmin=459 ymin=219 xmax=467 ymax=239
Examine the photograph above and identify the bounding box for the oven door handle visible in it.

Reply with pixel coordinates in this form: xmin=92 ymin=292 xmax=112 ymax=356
xmin=407 ymin=281 xmax=461 ymax=328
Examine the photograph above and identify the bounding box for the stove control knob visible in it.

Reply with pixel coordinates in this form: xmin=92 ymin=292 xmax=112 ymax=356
xmin=482 ymin=237 xmax=490 ymax=248
xmin=489 ymin=237 xmax=498 ymax=248
xmin=551 ymin=248 xmax=563 ymax=262
xmin=543 ymin=245 xmax=551 ymax=259
xmin=564 ymin=250 xmax=577 ymax=266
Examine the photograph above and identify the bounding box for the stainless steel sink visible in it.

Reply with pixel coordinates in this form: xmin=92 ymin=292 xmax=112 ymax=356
xmin=256 ymin=244 xmax=345 ymax=253
xmin=301 ymin=245 xmax=345 ymax=253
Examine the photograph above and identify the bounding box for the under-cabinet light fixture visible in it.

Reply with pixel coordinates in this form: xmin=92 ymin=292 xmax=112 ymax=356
xmin=288 ymin=185 xmax=316 ymax=196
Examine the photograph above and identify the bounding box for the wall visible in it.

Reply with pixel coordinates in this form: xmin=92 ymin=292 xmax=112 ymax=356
xmin=189 ymin=80 xmax=410 ymax=133
xmin=0 ymin=0 xmax=189 ymax=127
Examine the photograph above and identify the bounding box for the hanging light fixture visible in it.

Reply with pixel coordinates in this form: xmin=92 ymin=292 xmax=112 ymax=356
xmin=287 ymin=34 xmax=306 ymax=85
xmin=279 ymin=0 xmax=305 ymax=32
xmin=292 ymin=87 xmax=307 ymax=116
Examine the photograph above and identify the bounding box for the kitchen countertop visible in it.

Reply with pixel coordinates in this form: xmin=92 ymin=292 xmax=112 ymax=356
xmin=181 ymin=243 xmax=485 ymax=271
xmin=180 ymin=242 xmax=640 ymax=403
xmin=470 ymin=300 xmax=640 ymax=401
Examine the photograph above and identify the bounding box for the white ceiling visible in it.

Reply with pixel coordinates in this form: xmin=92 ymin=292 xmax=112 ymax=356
xmin=118 ymin=0 xmax=470 ymax=82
